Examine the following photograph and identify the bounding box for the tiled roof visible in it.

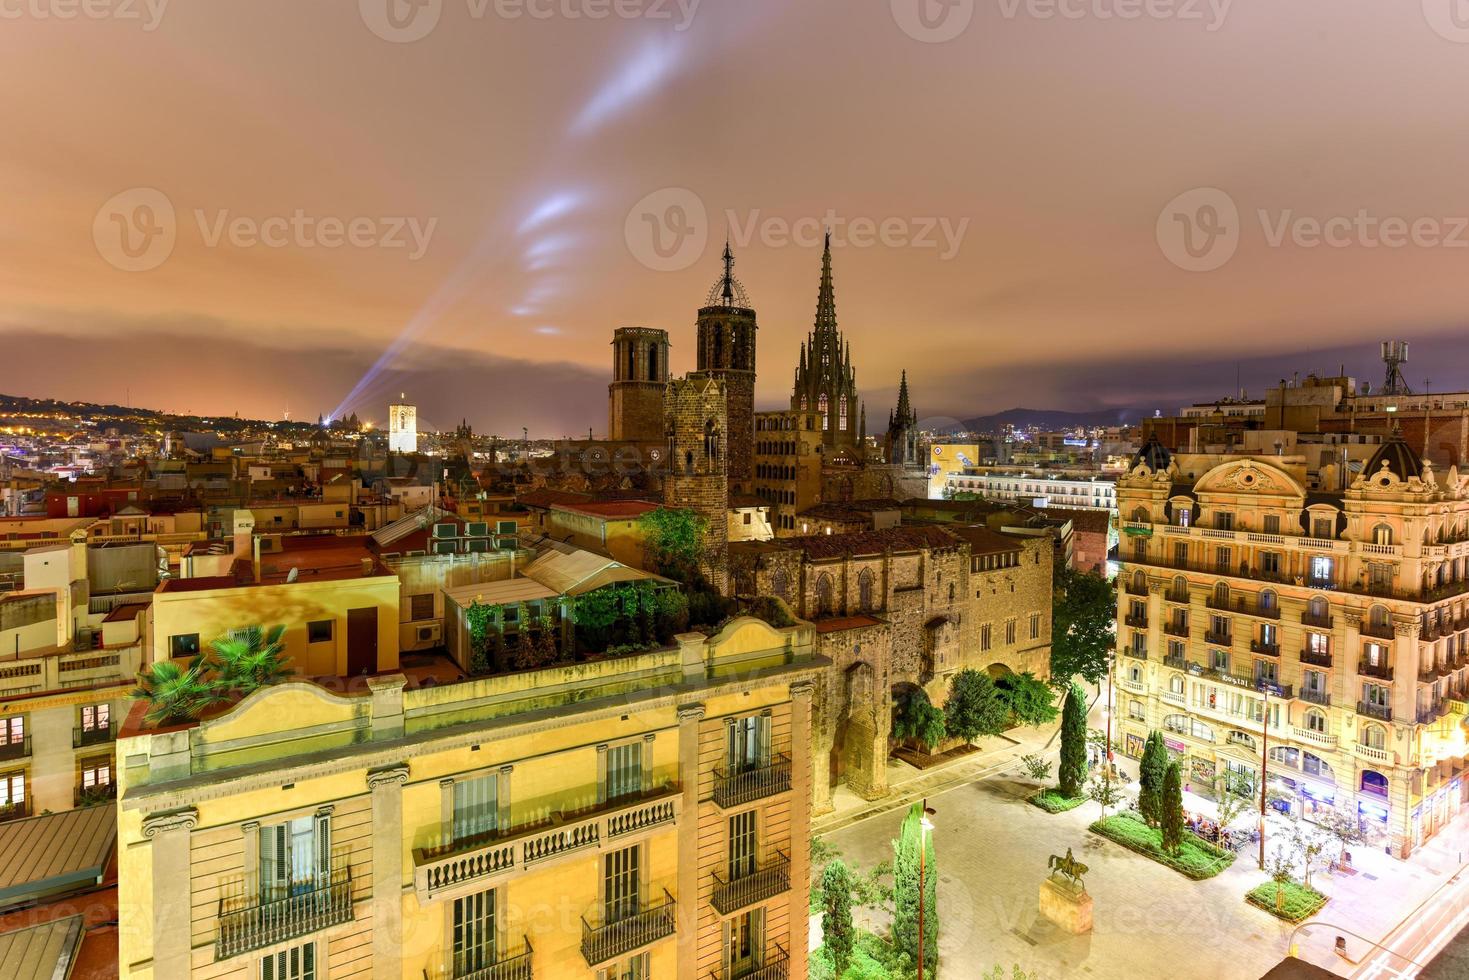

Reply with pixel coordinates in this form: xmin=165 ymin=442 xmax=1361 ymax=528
xmin=553 ymin=501 xmax=659 ymax=520
xmin=779 ymin=525 xmax=963 ymax=560
xmin=944 ymin=524 xmax=1026 ymax=555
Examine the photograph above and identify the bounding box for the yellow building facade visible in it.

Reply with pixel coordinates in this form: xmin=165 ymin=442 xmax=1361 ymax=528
xmin=116 ymin=617 xmax=821 ymax=980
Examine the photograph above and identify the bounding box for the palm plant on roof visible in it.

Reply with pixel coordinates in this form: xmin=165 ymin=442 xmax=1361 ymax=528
xmin=130 ymin=655 xmax=226 ymax=726
xmin=211 ymin=624 xmax=293 ymax=692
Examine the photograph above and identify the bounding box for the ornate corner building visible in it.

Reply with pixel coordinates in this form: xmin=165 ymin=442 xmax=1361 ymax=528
xmin=1114 ymin=432 xmax=1469 ymax=857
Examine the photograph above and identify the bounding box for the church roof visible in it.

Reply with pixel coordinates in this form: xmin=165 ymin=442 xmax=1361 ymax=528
xmin=1132 ymin=434 xmax=1172 ymax=473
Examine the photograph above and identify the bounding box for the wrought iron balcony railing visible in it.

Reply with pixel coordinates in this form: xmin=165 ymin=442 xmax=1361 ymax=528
xmin=1357 ymin=700 xmax=1393 ymax=722
xmin=73 ymin=724 xmax=115 ymax=748
xmin=580 ymin=889 xmax=676 ymax=967
xmin=216 ymin=867 xmax=354 ymax=960
xmin=712 ymin=944 xmax=791 ymax=980
xmin=435 ymin=937 xmax=533 ymax=980
xmin=711 ymin=851 xmax=791 ymax=916
xmin=0 ymin=735 xmax=31 ymax=762
xmin=713 ymin=754 xmax=791 ymax=810
xmin=1299 ymin=649 xmax=1332 ymax=669
xmin=0 ymin=798 xmax=32 ymax=823
xmin=1358 ymin=660 xmax=1394 ymax=681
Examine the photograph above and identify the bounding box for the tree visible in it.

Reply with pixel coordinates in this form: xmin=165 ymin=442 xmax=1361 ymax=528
xmin=1137 ymin=731 xmax=1169 ymax=828
xmin=893 ymin=688 xmax=947 ymax=752
xmin=1087 ymin=766 xmax=1126 ymax=817
xmin=1314 ymin=806 xmax=1364 ymax=872
xmin=211 ymin=625 xmax=292 ymax=693
xmin=1050 ymin=566 xmax=1116 ymax=684
xmin=994 ymin=671 xmax=1059 ymax=727
xmin=820 ymin=860 xmax=855 ymax=976
xmin=1019 ymin=753 xmax=1053 ymax=782
xmin=1161 ymin=760 xmax=1185 ymax=855
xmin=638 ymin=507 xmax=707 ymax=579
xmin=130 ymin=656 xmax=227 ymax=726
xmin=1212 ymin=773 xmax=1253 ymax=845
xmin=892 ymin=803 xmax=938 ymax=976
xmin=1057 ymin=682 xmax=1088 ymax=798
xmin=943 ymin=669 xmax=1009 ymax=745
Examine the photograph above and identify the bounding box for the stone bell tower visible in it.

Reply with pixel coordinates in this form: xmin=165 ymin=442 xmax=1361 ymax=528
xmin=694 ymin=243 xmax=757 ymax=492
xmin=608 ymin=327 xmax=670 ymax=441
xmin=663 ymin=374 xmax=730 ymax=591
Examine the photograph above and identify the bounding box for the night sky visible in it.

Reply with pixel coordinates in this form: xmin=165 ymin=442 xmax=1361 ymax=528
xmin=6 ymin=2 xmax=1469 ymax=436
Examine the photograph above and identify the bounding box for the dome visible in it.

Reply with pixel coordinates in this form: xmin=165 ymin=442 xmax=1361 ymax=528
xmin=1132 ymin=434 xmax=1172 ymax=473
xmin=1365 ymin=434 xmax=1423 ymax=481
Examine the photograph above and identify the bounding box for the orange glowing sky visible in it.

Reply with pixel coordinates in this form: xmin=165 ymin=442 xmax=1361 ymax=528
xmin=6 ymin=1 xmax=1469 ymax=435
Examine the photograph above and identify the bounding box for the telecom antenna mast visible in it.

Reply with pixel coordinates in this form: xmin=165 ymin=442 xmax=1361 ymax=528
xmin=1381 ymin=340 xmax=1412 ymax=396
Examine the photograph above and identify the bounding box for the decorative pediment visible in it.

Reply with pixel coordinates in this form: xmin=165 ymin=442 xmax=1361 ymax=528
xmin=1192 ymin=459 xmax=1304 ymax=499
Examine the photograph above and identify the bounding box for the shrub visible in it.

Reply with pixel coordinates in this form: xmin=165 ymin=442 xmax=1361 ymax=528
xmin=1246 ymin=881 xmax=1328 ymax=923
xmin=1029 ymin=789 xmax=1087 ymax=813
xmin=1090 ymin=812 xmax=1235 ymax=879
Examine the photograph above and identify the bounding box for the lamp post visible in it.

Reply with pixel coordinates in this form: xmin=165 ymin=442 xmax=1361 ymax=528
xmin=1258 ymin=683 xmax=1274 ymax=870
xmin=918 ymin=801 xmax=936 ymax=980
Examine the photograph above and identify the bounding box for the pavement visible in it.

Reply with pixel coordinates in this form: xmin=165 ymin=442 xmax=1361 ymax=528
xmin=809 ymin=681 xmax=1469 ymax=980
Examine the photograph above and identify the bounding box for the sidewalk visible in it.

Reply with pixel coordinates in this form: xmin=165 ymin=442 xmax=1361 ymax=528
xmin=812 ymin=717 xmax=1062 ymax=835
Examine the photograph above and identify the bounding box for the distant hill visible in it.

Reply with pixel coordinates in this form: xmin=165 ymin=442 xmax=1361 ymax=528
xmin=955 ymin=406 xmax=1144 ymax=434
xmin=0 ymin=392 xmax=319 ymax=436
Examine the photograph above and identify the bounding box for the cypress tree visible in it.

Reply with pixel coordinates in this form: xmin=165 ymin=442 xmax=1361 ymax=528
xmin=1057 ymin=681 xmax=1088 ymax=799
xmin=821 ymin=860 xmax=855 ymax=976
xmin=1162 ymin=760 xmax=1185 ymax=855
xmin=1138 ymin=731 xmax=1169 ymax=827
xmin=892 ymin=803 xmax=938 ymax=974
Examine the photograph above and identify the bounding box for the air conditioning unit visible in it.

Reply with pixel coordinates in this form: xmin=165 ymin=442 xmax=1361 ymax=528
xmin=434 ymin=539 xmax=458 ymax=555
xmin=466 ymin=522 xmax=489 ymax=538
xmin=432 ymin=523 xmax=457 ymax=539
xmin=495 ymin=520 xmax=517 ymax=536
xmin=466 ymin=538 xmax=490 ymax=553
xmin=417 ymin=623 xmax=442 ymax=643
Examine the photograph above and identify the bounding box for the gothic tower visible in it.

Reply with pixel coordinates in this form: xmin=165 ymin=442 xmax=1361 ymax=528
xmin=608 ymin=326 xmax=670 ymax=441
xmin=663 ymin=375 xmax=730 ymax=591
xmin=694 ymin=243 xmax=757 ymax=490
xmin=791 ymin=233 xmax=863 ymax=452
xmin=886 ymin=370 xmax=919 ymax=465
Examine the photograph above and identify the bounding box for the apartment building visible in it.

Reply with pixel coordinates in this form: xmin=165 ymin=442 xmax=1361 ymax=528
xmin=1115 ymin=433 xmax=1469 ymax=857
xmin=752 ymin=411 xmax=824 ymax=536
xmin=115 ymin=615 xmax=821 ymax=979
xmin=943 ymin=468 xmax=1117 ymax=513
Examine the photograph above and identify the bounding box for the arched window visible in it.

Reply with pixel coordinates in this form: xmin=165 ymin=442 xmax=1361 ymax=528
xmin=1168 ymin=674 xmax=1185 ymax=695
xmin=1305 ymin=709 xmax=1326 ymax=734
xmin=1373 ymin=523 xmax=1394 ymax=546
xmin=1269 ymin=746 xmax=1299 ymax=767
xmin=1259 ymin=589 xmax=1277 ymax=613
xmin=647 ymin=343 xmax=658 ymax=381
xmin=1131 ymin=506 xmax=1149 ymax=523
xmin=1369 ymin=604 xmax=1391 ymax=630
xmin=1362 ymin=724 xmax=1387 ymax=750
xmin=1132 ymin=570 xmax=1146 ymax=594
xmin=1171 ymin=575 xmax=1187 ymax=599
xmin=858 ymin=568 xmax=875 ymax=612
xmin=626 ymin=343 xmax=636 ymax=380
xmin=703 ymin=419 xmax=720 ymax=461
xmin=815 ymin=574 xmax=834 ymax=616
xmin=1228 ymin=730 xmax=1257 ymax=750
xmin=818 ymin=393 xmax=829 ymax=430
xmin=1308 ymin=596 xmax=1328 ymax=621
xmin=1163 ymin=713 xmax=1188 ymax=734
xmin=1361 ymin=770 xmax=1389 ymax=796
xmin=770 ymin=568 xmax=790 ymax=602
xmin=1213 ymin=582 xmax=1230 ymax=608
xmin=839 ymin=396 xmax=849 ymax=432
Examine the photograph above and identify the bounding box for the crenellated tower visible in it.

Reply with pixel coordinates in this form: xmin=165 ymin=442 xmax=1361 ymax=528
xmin=695 ymin=242 xmax=757 ymax=490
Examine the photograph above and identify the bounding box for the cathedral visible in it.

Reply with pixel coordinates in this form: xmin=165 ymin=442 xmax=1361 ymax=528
xmin=791 ymin=233 xmax=865 ymax=453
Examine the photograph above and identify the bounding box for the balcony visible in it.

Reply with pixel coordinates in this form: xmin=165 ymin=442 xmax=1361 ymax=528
xmin=711 ymin=851 xmax=791 ymax=916
xmin=216 ymin=866 xmax=354 ymax=960
xmin=74 ymin=783 xmax=117 ymax=808
xmin=1122 ymin=646 xmax=1147 ymax=661
xmin=1207 ymin=595 xmax=1280 ymax=621
xmin=0 ymin=798 xmax=32 ymax=823
xmin=1164 ymin=589 xmax=1190 ymax=605
xmin=1291 ymin=725 xmax=1337 ymax=749
xmin=1301 ymin=611 xmax=1334 ymax=629
xmin=1357 ymin=700 xmax=1393 ymax=722
xmin=1358 ymin=660 xmax=1394 ymax=681
xmin=0 ymin=735 xmax=31 ymax=762
xmin=1124 ymin=578 xmax=1149 ymax=597
xmin=580 ymin=889 xmax=677 ymax=967
xmin=1119 ymin=675 xmax=1146 ymax=693
xmin=413 ymin=788 xmax=680 ymax=904
xmin=1204 ymin=629 xmax=1233 ymax=646
xmin=714 ymin=755 xmax=791 ymax=810
xmin=1418 ymin=703 xmax=1450 ymax=725
xmin=441 ymin=938 xmax=533 ymax=980
xmin=1163 ymin=621 xmax=1190 ymax=638
xmin=1124 ymin=614 xmax=1149 ymax=629
xmin=1353 ymin=743 xmax=1392 ymax=765
xmin=1299 ymin=649 xmax=1332 ymax=669
xmin=1298 ymin=688 xmax=1331 ymax=707
xmin=1250 ymin=640 xmax=1281 ymax=657
xmin=73 ymin=724 xmax=115 ymax=749
xmin=1162 ymin=690 xmax=1186 ymax=706
xmin=717 ymin=945 xmax=791 ymax=980
xmin=1163 ymin=652 xmax=1190 ymax=671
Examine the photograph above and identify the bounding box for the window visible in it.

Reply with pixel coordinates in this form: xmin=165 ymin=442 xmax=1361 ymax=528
xmin=1261 ymin=552 xmax=1281 ymax=575
xmin=1215 ymin=512 xmax=1234 ymax=531
xmin=1128 ymin=700 xmax=1145 ymax=721
xmin=980 ymin=624 xmax=992 ymax=651
xmin=1305 ymin=709 xmax=1327 ymax=733
xmin=1259 ymin=589 xmax=1277 ymax=613
xmin=80 ymin=756 xmax=112 ymax=792
xmin=453 ymin=773 xmax=498 ymax=843
xmin=170 ymin=633 xmax=200 ymax=658
xmin=410 ymin=594 xmax=435 ymax=621
xmin=600 ymin=953 xmax=649 ymax=980
xmin=815 ymin=575 xmax=834 ymax=616
xmin=1174 ymin=542 xmax=1188 ymax=566
xmin=0 ymin=716 xmax=24 ymax=751
xmin=259 ymin=813 xmax=329 ymax=903
xmin=1030 ymin=613 xmax=1041 ymax=640
xmin=80 ymin=703 xmax=109 ymax=737
xmin=1306 ymin=632 xmax=1329 ymax=655
xmin=1363 ymin=683 xmax=1390 ymax=708
xmin=1263 ymin=514 xmax=1280 ymax=534
xmin=725 ymin=906 xmax=766 ymax=979
xmin=261 ymin=943 xmax=316 ymax=980
xmin=729 ymin=810 xmax=757 ymax=880
xmin=0 ymin=770 xmax=25 ymax=815
xmin=1362 ymin=724 xmax=1387 ymax=750
xmin=1210 ymin=648 xmax=1228 ymax=671
xmin=1373 ymin=523 xmax=1394 ymax=546
xmin=1303 ymin=752 xmax=1332 ymax=779
xmin=1363 ymin=642 xmax=1388 ymax=667
xmin=1215 ymin=547 xmax=1232 ymax=572
xmin=1313 ymin=517 xmax=1333 ymax=540
xmin=858 ymin=569 xmax=875 ymax=613
xmin=606 ymin=741 xmax=642 ymax=804
xmin=1005 ymin=621 xmax=1017 ymax=645
xmin=727 ymin=714 xmax=771 ymax=774
xmin=307 ymin=620 xmax=333 ymax=643
xmin=604 ymin=844 xmax=641 ymax=923
xmin=453 ymin=888 xmax=497 ymax=976
xmin=1309 ymin=555 xmax=1334 ymax=584
xmin=1168 ymin=674 xmax=1185 ymax=695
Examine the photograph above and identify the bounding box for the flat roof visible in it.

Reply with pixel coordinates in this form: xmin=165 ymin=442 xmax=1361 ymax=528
xmin=0 ymin=804 xmax=117 ymax=906
xmin=444 ymin=579 xmax=558 ymax=608
xmin=553 ymin=501 xmax=659 ymax=520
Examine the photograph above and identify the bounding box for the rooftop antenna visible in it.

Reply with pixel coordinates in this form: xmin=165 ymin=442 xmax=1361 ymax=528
xmin=1382 ymin=340 xmax=1412 ymax=396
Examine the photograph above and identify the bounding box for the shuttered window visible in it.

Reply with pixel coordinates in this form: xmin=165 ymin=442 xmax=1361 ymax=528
xmin=606 ymin=742 xmax=642 ymax=803
xmin=261 ymin=942 xmax=315 ymax=980
xmin=727 ymin=714 xmax=771 ymax=774
xmin=258 ymin=813 xmax=328 ymax=902
xmin=604 ymin=845 xmax=641 ymax=923
xmin=453 ymin=774 xmax=498 ymax=843
xmin=452 ymin=888 xmax=497 ymax=974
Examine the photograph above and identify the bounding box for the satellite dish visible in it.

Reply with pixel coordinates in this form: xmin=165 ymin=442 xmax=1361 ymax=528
xmin=286 ymin=567 xmax=299 ymax=583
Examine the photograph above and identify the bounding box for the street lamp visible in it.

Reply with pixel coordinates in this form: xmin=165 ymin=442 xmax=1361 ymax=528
xmin=918 ymin=801 xmax=936 ymax=980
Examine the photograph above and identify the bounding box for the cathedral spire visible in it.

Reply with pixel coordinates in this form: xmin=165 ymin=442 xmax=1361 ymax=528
xmin=814 ymin=230 xmax=836 ymax=331
xmin=895 ymin=369 xmax=913 ymax=423
xmin=719 ymin=239 xmax=735 ymax=306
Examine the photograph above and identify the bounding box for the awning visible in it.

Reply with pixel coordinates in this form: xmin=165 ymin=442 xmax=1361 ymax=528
xmin=0 ymin=804 xmax=117 ymax=906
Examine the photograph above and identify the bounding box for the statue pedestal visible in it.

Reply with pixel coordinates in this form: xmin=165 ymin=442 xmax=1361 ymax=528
xmin=1039 ymin=877 xmax=1093 ymax=934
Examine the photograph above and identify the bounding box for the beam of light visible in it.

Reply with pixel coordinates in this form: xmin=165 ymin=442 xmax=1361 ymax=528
xmin=567 ymin=37 xmax=681 ymax=138
xmin=517 ymin=192 xmax=581 ymax=235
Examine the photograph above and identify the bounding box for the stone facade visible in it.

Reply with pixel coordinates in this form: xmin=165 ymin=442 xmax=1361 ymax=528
xmin=608 ymin=326 xmax=671 ymax=442
xmin=664 ymin=375 xmax=730 ymax=590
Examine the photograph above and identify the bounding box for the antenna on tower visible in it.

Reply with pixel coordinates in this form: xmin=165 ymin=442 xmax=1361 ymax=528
xmin=1381 ymin=340 xmax=1412 ymax=396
